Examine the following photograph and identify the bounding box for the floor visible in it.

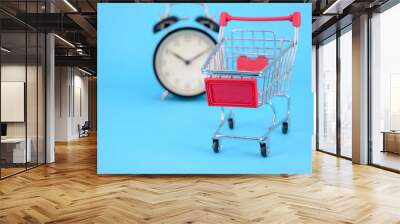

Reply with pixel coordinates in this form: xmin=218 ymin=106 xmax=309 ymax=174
xmin=1 ymin=167 xmax=25 ymax=178
xmin=1 ymin=164 xmax=41 ymax=179
xmin=372 ymin=150 xmax=400 ymax=171
xmin=0 ymin=136 xmax=400 ymax=223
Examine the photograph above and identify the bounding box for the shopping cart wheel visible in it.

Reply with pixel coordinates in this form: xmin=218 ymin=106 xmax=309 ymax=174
xmin=282 ymin=122 xmax=289 ymax=134
xmin=212 ymin=139 xmax=220 ymax=153
xmin=228 ymin=118 xmax=234 ymax=130
xmin=260 ymin=142 xmax=269 ymax=157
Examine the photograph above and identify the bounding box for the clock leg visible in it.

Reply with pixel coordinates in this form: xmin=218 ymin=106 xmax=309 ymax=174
xmin=160 ymin=90 xmax=169 ymax=100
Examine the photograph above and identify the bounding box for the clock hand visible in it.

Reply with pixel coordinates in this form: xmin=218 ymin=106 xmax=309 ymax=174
xmin=187 ymin=47 xmax=212 ymax=63
xmin=167 ymin=49 xmax=190 ymax=65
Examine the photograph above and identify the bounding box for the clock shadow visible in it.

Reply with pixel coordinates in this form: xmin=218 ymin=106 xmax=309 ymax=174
xmin=152 ymin=93 xmax=207 ymax=103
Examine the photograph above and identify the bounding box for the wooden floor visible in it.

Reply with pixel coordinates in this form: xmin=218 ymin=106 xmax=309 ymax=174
xmin=1 ymin=135 xmax=400 ymax=224
xmin=0 ymin=167 xmax=26 ymax=178
xmin=372 ymin=150 xmax=400 ymax=171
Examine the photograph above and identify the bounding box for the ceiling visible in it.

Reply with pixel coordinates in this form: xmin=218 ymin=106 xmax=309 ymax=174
xmin=0 ymin=0 xmax=393 ymax=74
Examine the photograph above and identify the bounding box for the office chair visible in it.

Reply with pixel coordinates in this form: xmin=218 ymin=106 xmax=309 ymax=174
xmin=79 ymin=121 xmax=90 ymax=138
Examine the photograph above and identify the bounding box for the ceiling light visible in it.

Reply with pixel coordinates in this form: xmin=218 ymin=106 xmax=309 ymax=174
xmin=76 ymin=48 xmax=85 ymax=55
xmin=1 ymin=47 xmax=11 ymax=53
xmin=78 ymin=67 xmax=93 ymax=76
xmin=323 ymin=0 xmax=355 ymax=15
xmin=54 ymin=34 xmax=75 ymax=48
xmin=63 ymin=0 xmax=78 ymax=12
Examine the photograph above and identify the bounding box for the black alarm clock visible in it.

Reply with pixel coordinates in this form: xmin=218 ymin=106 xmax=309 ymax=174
xmin=153 ymin=3 xmax=219 ymax=98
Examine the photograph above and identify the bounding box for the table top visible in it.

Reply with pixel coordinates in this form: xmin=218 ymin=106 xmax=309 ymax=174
xmin=381 ymin=131 xmax=400 ymax=134
xmin=1 ymin=138 xmax=29 ymax=143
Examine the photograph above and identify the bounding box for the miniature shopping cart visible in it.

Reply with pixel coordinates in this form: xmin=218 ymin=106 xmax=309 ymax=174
xmin=201 ymin=11 xmax=301 ymax=157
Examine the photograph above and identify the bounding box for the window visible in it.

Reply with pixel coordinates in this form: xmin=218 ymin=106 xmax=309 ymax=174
xmin=317 ymin=36 xmax=337 ymax=154
xmin=339 ymin=28 xmax=352 ymax=158
xmin=371 ymin=3 xmax=400 ymax=171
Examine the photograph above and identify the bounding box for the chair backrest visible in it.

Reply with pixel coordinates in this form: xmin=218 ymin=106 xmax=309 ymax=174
xmin=82 ymin=121 xmax=90 ymax=129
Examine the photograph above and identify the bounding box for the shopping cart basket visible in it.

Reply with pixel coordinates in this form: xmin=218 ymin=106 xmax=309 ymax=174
xmin=201 ymin=11 xmax=301 ymax=157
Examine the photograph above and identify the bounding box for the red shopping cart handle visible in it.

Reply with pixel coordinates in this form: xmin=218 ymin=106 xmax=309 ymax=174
xmin=219 ymin=11 xmax=301 ymax=28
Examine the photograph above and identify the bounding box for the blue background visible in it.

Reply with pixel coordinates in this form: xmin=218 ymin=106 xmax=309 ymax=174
xmin=98 ymin=3 xmax=313 ymax=174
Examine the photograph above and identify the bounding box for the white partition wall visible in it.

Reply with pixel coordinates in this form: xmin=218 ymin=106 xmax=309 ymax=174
xmin=0 ymin=1 xmax=47 ymax=179
xmin=0 ymin=61 xmax=28 ymax=177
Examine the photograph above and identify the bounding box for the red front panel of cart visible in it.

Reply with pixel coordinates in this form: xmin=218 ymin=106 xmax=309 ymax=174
xmin=205 ymin=78 xmax=259 ymax=108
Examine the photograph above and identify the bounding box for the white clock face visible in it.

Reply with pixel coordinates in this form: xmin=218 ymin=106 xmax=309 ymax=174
xmin=154 ymin=28 xmax=215 ymax=97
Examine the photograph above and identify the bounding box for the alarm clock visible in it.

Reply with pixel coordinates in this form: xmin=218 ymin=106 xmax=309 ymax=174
xmin=153 ymin=3 xmax=218 ymax=98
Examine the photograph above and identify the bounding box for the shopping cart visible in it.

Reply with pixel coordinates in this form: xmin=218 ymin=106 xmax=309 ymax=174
xmin=201 ymin=11 xmax=301 ymax=157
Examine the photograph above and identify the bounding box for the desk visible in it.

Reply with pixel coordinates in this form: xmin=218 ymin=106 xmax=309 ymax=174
xmin=1 ymin=138 xmax=31 ymax=163
xmin=382 ymin=131 xmax=400 ymax=154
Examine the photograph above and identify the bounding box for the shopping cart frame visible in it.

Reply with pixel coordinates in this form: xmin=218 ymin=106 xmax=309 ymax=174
xmin=201 ymin=11 xmax=301 ymax=157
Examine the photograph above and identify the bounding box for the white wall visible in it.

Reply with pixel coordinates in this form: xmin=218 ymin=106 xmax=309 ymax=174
xmin=55 ymin=67 xmax=89 ymax=141
xmin=1 ymin=82 xmax=25 ymax=122
xmin=55 ymin=66 xmax=70 ymax=141
xmin=71 ymin=73 xmax=89 ymax=138
xmin=1 ymin=65 xmax=41 ymax=138
xmin=1 ymin=64 xmax=26 ymax=81
xmin=1 ymin=65 xmax=26 ymax=132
